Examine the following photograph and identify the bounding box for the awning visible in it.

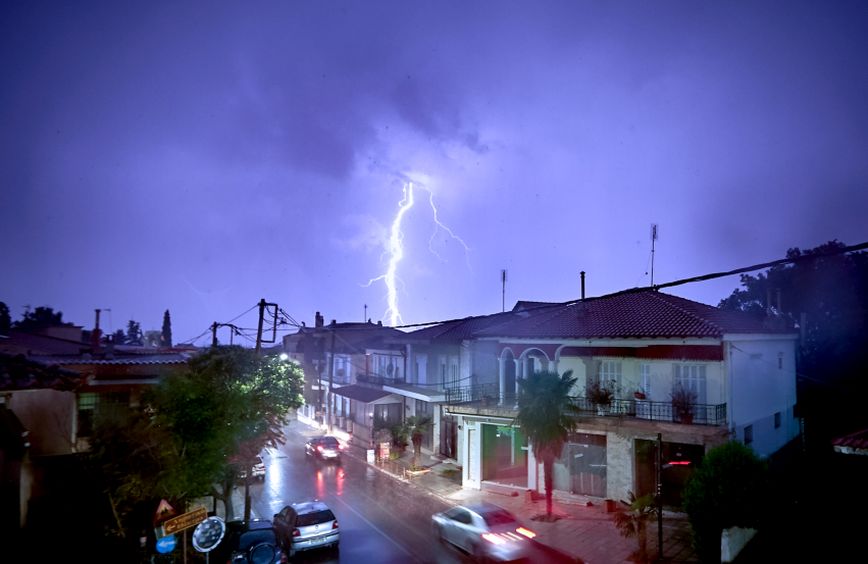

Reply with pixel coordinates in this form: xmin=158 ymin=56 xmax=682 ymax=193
xmin=832 ymin=428 xmax=868 ymax=456
xmin=332 ymin=384 xmax=394 ymax=403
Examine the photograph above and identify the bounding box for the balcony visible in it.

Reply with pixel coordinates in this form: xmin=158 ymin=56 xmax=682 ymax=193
xmin=444 ymin=385 xmax=726 ymax=426
xmin=356 ymin=373 xmax=406 ymax=386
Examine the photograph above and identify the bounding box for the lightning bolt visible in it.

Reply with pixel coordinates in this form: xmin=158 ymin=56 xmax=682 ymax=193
xmin=425 ymin=189 xmax=471 ymax=266
xmin=366 ymin=180 xmax=470 ymax=327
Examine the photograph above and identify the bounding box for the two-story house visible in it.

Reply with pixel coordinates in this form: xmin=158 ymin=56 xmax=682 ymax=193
xmin=409 ymin=289 xmax=798 ymax=506
xmin=282 ymin=313 xmax=412 ymax=448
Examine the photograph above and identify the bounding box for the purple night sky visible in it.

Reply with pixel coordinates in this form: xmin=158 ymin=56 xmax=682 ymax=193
xmin=3 ymin=1 xmax=867 ymax=345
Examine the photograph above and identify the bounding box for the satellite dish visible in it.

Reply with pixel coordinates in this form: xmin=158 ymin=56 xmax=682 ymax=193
xmin=192 ymin=516 xmax=226 ymax=553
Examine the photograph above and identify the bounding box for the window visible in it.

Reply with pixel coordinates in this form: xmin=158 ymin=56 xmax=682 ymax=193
xmin=598 ymin=360 xmax=622 ymax=389
xmin=673 ymin=364 xmax=706 ymax=402
xmin=77 ymin=392 xmax=130 ymax=436
xmin=416 ymin=399 xmax=431 ymax=416
xmin=744 ymin=424 xmax=753 ymax=445
xmin=441 ymin=356 xmax=460 ymax=389
xmin=774 ymin=412 xmax=781 ymax=429
xmin=77 ymin=393 xmax=97 ymax=437
xmin=640 ymin=363 xmax=652 ymax=397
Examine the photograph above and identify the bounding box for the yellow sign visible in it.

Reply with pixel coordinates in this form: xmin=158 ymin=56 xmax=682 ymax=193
xmin=161 ymin=506 xmax=207 ymax=535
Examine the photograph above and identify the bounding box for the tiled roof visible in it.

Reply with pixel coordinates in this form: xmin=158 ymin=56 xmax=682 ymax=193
xmin=832 ymin=428 xmax=868 ymax=455
xmin=405 ymin=304 xmax=561 ymax=342
xmin=0 ymin=353 xmax=85 ymax=391
xmin=408 ymin=290 xmax=793 ymax=342
xmin=479 ymin=290 xmax=792 ymax=339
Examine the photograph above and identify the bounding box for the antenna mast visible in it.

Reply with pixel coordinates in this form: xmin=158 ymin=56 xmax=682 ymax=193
xmin=650 ymin=224 xmax=659 ymax=287
xmin=501 ymin=269 xmax=507 ymax=312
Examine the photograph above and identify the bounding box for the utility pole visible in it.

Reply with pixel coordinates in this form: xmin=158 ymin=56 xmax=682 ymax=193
xmin=255 ymin=299 xmax=278 ymax=355
xmin=656 ymin=432 xmax=664 ymax=561
xmin=327 ymin=328 xmax=336 ymax=433
xmin=211 ymin=322 xmax=218 ymax=347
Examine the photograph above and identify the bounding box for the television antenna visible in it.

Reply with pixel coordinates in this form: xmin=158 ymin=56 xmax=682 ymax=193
xmin=650 ymin=224 xmax=659 ymax=287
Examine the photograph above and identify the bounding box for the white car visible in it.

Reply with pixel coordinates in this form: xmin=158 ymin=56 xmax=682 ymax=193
xmin=238 ymin=455 xmax=266 ymax=481
xmin=273 ymin=500 xmax=339 ymax=557
xmin=432 ymin=502 xmax=536 ymax=562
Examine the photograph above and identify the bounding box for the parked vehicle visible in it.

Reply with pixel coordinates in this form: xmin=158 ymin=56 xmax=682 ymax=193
xmin=213 ymin=518 xmax=285 ymax=564
xmin=238 ymin=455 xmax=266 ymax=481
xmin=304 ymin=435 xmax=343 ymax=462
xmin=273 ymin=500 xmax=340 ymax=557
xmin=431 ymin=502 xmax=536 ymax=563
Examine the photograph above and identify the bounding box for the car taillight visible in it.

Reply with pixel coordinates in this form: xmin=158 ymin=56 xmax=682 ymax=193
xmin=482 ymin=533 xmax=506 ymax=545
xmin=332 ymin=520 xmax=339 ymax=529
xmin=516 ymin=526 xmax=536 ymax=539
xmin=292 ymin=528 xmax=300 ymax=537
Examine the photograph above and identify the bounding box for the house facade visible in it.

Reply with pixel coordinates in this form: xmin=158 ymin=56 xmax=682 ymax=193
xmin=407 ymin=290 xmax=799 ymax=505
xmin=282 ymin=313 xmax=430 ymax=450
xmin=0 ymin=327 xmax=192 ymax=529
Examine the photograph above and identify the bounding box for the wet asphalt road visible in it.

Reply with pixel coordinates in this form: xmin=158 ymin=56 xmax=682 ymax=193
xmin=242 ymin=422 xmax=573 ymax=564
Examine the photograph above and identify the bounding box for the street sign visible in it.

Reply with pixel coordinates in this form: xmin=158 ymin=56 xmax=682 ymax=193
xmin=154 ymin=499 xmax=176 ymax=523
xmin=193 ymin=516 xmax=226 ymax=553
xmin=156 ymin=534 xmax=177 ymax=554
xmin=161 ymin=506 xmax=208 ymax=536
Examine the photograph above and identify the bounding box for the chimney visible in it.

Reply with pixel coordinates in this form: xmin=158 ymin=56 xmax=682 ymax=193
xmin=580 ymin=271 xmax=586 ymax=300
xmin=91 ymin=309 xmax=102 ymax=351
xmin=315 ymin=312 xmax=324 ymax=328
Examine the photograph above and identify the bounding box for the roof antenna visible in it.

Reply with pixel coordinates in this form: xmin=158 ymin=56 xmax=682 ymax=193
xmin=650 ymin=224 xmax=659 ymax=288
xmin=501 ymin=269 xmax=507 ymax=312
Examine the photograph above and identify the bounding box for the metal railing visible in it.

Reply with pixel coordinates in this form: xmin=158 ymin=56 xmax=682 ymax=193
xmin=356 ymin=373 xmax=406 ymax=386
xmin=444 ymin=385 xmax=726 ymax=426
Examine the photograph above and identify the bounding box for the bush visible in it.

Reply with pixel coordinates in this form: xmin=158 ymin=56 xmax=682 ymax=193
xmin=682 ymin=441 xmax=769 ymax=563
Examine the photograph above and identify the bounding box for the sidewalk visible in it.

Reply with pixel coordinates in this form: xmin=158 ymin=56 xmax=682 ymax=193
xmin=295 ymin=416 xmax=698 ymax=563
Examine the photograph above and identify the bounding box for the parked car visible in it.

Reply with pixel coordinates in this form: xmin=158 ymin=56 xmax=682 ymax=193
xmin=213 ymin=518 xmax=285 ymax=564
xmin=431 ymin=502 xmax=536 ymax=563
xmin=238 ymin=455 xmax=266 ymax=481
xmin=304 ymin=435 xmax=343 ymax=462
xmin=273 ymin=500 xmax=340 ymax=557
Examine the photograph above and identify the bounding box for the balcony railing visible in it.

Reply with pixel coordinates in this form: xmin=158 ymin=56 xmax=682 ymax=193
xmin=444 ymin=385 xmax=726 ymax=426
xmin=445 ymin=383 xmax=499 ymax=404
xmin=356 ymin=373 xmax=406 ymax=386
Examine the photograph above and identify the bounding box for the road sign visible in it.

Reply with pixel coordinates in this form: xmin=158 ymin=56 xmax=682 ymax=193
xmin=156 ymin=534 xmax=177 ymax=554
xmin=193 ymin=516 xmax=226 ymax=553
xmin=161 ymin=506 xmax=208 ymax=536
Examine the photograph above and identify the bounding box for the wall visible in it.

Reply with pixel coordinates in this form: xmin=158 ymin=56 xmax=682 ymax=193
xmin=726 ymin=337 xmax=798 ymax=457
xmin=8 ymin=389 xmax=76 ymax=456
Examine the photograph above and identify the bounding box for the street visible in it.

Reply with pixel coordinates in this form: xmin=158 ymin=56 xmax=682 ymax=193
xmin=239 ymin=421 xmax=575 ymax=563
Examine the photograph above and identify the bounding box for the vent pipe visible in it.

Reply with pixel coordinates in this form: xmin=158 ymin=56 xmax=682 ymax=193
xmin=580 ymin=271 xmax=586 ymax=300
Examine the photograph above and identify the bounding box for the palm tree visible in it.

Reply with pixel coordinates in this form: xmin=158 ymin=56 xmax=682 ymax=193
xmin=513 ymin=369 xmax=580 ymax=519
xmin=406 ymin=415 xmax=434 ymax=470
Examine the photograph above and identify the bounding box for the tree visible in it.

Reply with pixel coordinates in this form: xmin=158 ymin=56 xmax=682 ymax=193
xmin=719 ymin=240 xmax=868 ymax=436
xmin=110 ymin=329 xmax=126 ymax=345
xmin=0 ymin=302 xmax=10 ymax=335
xmin=513 ymin=369 xmax=580 ymax=520
xmin=13 ymin=305 xmax=68 ymax=333
xmin=682 ymin=441 xmax=769 ymax=563
xmin=161 ymin=309 xmax=172 ymax=347
xmin=406 ymin=415 xmax=433 ymax=470
xmin=86 ymin=346 xmax=305 ymax=539
xmin=125 ymin=320 xmax=143 ymax=346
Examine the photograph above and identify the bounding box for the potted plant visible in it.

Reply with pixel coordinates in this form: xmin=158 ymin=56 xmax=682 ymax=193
xmin=587 ymin=379 xmax=616 ymax=415
xmin=613 ymin=491 xmax=657 ymax=562
xmin=670 ymin=384 xmax=697 ymax=424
